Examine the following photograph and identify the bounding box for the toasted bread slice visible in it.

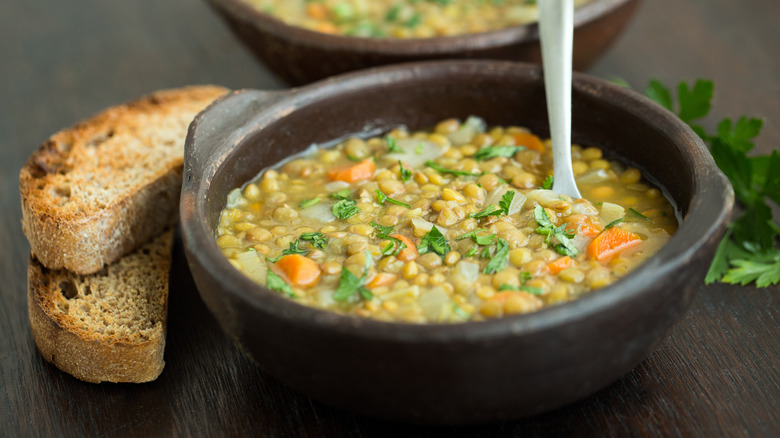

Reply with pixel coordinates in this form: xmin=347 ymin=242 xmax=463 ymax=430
xmin=28 ymin=230 xmax=174 ymax=383
xmin=19 ymin=85 xmax=228 ymax=274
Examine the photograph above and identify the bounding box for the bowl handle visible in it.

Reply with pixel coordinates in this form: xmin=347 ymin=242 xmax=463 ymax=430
xmin=183 ymin=89 xmax=288 ymax=184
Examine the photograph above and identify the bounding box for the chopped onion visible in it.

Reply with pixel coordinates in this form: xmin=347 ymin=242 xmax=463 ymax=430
xmin=386 ymin=138 xmax=446 ymax=167
xmin=234 ymin=250 xmax=267 ymax=284
xmin=571 ymin=201 xmax=599 ymax=216
xmin=299 ymin=201 xmax=336 ymax=223
xmin=456 ymin=261 xmax=480 ymax=283
xmin=411 ymin=217 xmax=434 ymax=234
xmin=577 ymin=169 xmax=611 ymax=184
xmin=599 ymin=202 xmax=625 ymax=224
xmin=418 ymin=287 xmax=452 ymax=322
xmin=324 ymin=181 xmax=351 ymax=192
xmin=484 ymin=186 xmax=526 ymax=215
xmin=226 ymin=188 xmax=248 ymax=209
xmin=526 ymin=189 xmax=562 ymax=208
xmin=447 ymin=116 xmax=486 ymax=146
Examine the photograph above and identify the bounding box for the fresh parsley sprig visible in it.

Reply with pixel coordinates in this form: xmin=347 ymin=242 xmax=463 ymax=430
xmin=375 ymin=190 xmax=410 ymax=208
xmin=333 ymin=199 xmax=360 ymax=219
xmin=425 ymin=160 xmax=481 ymax=177
xmin=646 ymin=79 xmax=779 ymax=287
xmin=417 ymin=225 xmax=450 ymax=256
xmin=533 ymin=205 xmax=579 ymax=257
xmin=266 ymin=269 xmax=298 ymax=298
xmin=398 ymin=160 xmax=412 ymax=182
xmin=370 ymin=221 xmax=407 ymax=256
xmin=474 ymin=145 xmax=525 ymax=161
xmin=483 ymin=238 xmax=510 ymax=274
xmin=333 ymin=250 xmax=374 ymax=302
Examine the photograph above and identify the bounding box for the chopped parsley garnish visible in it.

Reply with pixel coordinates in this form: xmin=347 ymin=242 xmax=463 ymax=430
xmin=474 ymin=145 xmax=525 ymax=161
xmin=483 ymin=238 xmax=509 ymax=274
xmin=399 ymin=160 xmax=412 ymax=182
xmin=469 ymin=191 xmax=515 ymax=218
xmin=332 ymin=199 xmax=360 ymax=219
xmin=386 ymin=135 xmax=403 ymax=153
xmin=266 ymin=269 xmax=297 ymax=298
xmin=498 ymin=283 xmax=519 ymax=291
xmin=330 ymin=189 xmax=352 ymax=200
xmin=299 ymin=197 xmax=321 ymax=209
xmin=300 ymin=232 xmax=327 ymax=249
xmin=542 ymin=175 xmax=554 ymax=190
xmin=425 ymin=160 xmax=480 ymax=177
xmin=604 ymin=218 xmax=624 ymax=230
xmin=333 ymin=251 xmax=373 ymax=301
xmin=534 ymin=205 xmax=579 ymax=257
xmin=628 ymin=208 xmax=650 ymax=220
xmin=417 ymin=225 xmax=450 ymax=256
xmin=498 ymin=190 xmax=515 ymax=215
xmin=452 ymin=303 xmax=471 ymax=319
xmin=371 ymin=222 xmax=406 ymax=256
xmin=457 ymin=229 xmax=497 ymax=246
xmin=375 ymin=189 xmax=410 ymax=208
xmin=469 ymin=204 xmax=501 ymax=219
xmin=646 ymin=79 xmax=780 ymax=287
xmin=521 ymin=285 xmax=544 ymax=295
xmin=415 ymin=143 xmax=424 ymax=154
xmin=465 ymin=247 xmax=479 ymax=257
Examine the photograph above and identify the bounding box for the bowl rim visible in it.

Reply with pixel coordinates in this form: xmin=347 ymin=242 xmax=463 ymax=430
xmin=182 ymin=59 xmax=732 ymax=344
xmin=209 ymin=0 xmax=639 ymax=54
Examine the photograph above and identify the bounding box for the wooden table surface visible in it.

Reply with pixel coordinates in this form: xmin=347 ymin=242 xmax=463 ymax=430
xmin=2 ymin=0 xmax=778 ymax=436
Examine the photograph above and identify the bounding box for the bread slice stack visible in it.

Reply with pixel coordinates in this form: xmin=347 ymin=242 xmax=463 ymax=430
xmin=20 ymin=85 xmax=228 ymax=383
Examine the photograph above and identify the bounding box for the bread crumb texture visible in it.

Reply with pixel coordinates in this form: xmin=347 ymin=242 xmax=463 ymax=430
xmin=28 ymin=230 xmax=174 ymax=383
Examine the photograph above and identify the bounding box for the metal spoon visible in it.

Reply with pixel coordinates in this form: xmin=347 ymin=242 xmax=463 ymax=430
xmin=539 ymin=0 xmax=581 ymax=198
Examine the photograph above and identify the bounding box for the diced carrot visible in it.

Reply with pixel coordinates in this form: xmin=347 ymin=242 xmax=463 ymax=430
xmin=366 ymin=272 xmax=397 ymax=289
xmin=587 ymin=227 xmax=643 ymax=262
xmin=486 ymin=291 xmax=524 ymax=304
xmin=327 ymin=159 xmax=375 ymax=183
xmin=547 ymin=256 xmax=574 ymax=275
xmin=315 ymin=22 xmax=339 ymax=34
xmin=563 ymin=214 xmax=603 ymax=238
xmin=512 ymin=133 xmax=545 ymax=152
xmin=390 ymin=234 xmax=419 ymax=262
xmin=274 ymin=254 xmax=321 ymax=287
xmin=306 ymin=3 xmax=329 ymax=20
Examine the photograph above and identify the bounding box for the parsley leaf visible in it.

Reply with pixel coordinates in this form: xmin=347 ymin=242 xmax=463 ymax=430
xmin=375 ymin=189 xmax=410 ymax=208
xmin=300 ymin=232 xmax=327 ymax=249
xmin=474 ymin=145 xmax=524 ymax=161
xmin=469 ymin=204 xmax=501 ymax=219
xmin=646 ymin=79 xmax=779 ymax=287
xmin=333 ymin=251 xmax=373 ymax=301
xmin=330 ymin=189 xmax=352 ymax=200
xmin=542 ymin=175 xmax=554 ymax=190
xmin=521 ymin=285 xmax=544 ymax=295
xmin=498 ymin=190 xmax=515 ymax=215
xmin=371 ymin=222 xmax=407 ymax=256
xmin=266 ymin=269 xmax=297 ymax=298
xmin=483 ymin=238 xmax=509 ymax=274
xmin=498 ymin=284 xmax=519 ymax=291
xmin=299 ymin=197 xmax=321 ymax=209
xmin=333 ymin=199 xmax=360 ymax=219
xmin=533 ymin=205 xmax=579 ymax=257
xmin=399 ymin=160 xmax=412 ymax=182
xmin=386 ymin=135 xmax=403 ymax=153
xmin=425 ymin=160 xmax=480 ymax=177
xmin=457 ymin=229 xmax=496 ymax=246
xmin=417 ymin=225 xmax=450 ymax=256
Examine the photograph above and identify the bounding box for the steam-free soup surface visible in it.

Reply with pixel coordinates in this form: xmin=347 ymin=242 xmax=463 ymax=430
xmin=217 ymin=117 xmax=677 ymax=323
xmin=245 ymin=0 xmax=594 ymax=38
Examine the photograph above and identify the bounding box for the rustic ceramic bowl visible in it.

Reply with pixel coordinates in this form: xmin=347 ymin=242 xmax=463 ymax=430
xmin=207 ymin=0 xmax=641 ymax=85
xmin=180 ymin=60 xmax=732 ymax=424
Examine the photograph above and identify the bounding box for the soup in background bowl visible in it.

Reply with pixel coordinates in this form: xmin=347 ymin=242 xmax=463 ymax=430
xmin=180 ymin=60 xmax=732 ymax=424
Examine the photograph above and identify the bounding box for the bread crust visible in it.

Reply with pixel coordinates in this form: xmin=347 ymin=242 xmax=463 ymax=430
xmin=20 ymin=85 xmax=228 ymax=274
xmin=27 ymin=231 xmax=174 ymax=383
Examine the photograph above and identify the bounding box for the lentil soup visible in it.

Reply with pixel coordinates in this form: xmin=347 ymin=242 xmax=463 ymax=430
xmin=216 ymin=116 xmax=678 ymax=323
xmin=244 ymin=0 xmax=594 ymax=39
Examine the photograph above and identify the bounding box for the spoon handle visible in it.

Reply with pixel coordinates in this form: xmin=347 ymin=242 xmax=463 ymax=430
xmin=539 ymin=0 xmax=581 ymax=198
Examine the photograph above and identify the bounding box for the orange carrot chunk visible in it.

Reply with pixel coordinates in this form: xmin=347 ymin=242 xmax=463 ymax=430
xmin=512 ymin=133 xmax=546 ymax=152
xmin=587 ymin=227 xmax=643 ymax=262
xmin=390 ymin=234 xmax=419 ymax=262
xmin=306 ymin=3 xmax=329 ymax=20
xmin=563 ymin=214 xmax=603 ymax=238
xmin=327 ymin=159 xmax=375 ymax=183
xmin=547 ymin=256 xmax=574 ymax=275
xmin=366 ymin=272 xmax=397 ymax=289
xmin=274 ymin=254 xmax=321 ymax=287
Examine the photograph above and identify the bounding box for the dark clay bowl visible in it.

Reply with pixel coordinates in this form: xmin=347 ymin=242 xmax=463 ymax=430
xmin=207 ymin=0 xmax=641 ymax=85
xmin=180 ymin=60 xmax=733 ymax=424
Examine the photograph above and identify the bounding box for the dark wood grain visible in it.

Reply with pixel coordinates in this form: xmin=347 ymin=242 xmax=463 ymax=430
xmin=1 ymin=0 xmax=778 ymax=437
